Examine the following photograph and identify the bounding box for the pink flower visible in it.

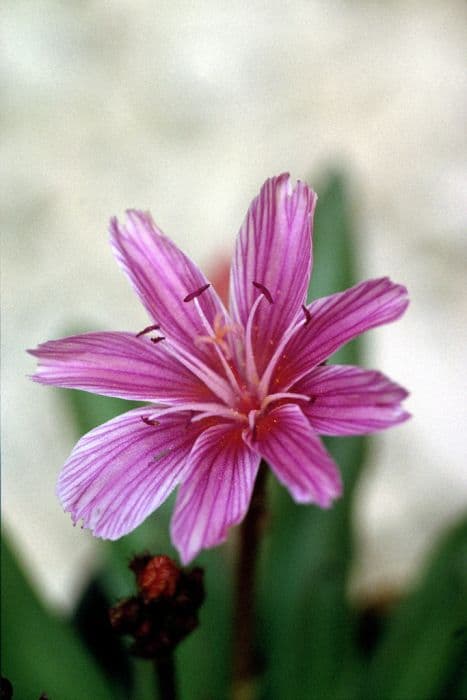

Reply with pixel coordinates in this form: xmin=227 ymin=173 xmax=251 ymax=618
xmin=29 ymin=174 xmax=409 ymax=564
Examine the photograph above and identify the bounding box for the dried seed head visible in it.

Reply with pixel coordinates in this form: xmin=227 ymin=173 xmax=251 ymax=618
xmin=135 ymin=555 xmax=180 ymax=602
xmin=109 ymin=553 xmax=205 ymax=659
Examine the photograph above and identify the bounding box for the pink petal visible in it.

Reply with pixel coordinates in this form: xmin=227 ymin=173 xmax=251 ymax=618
xmin=273 ymin=277 xmax=409 ymax=390
xmin=293 ymin=365 xmax=410 ymax=435
xmin=245 ymin=403 xmax=342 ymax=507
xmin=110 ymin=211 xmax=229 ymax=370
xmin=29 ymin=332 xmax=215 ymax=403
xmin=230 ymin=174 xmax=316 ymax=375
xmin=170 ymin=423 xmax=260 ymax=564
xmin=58 ymin=407 xmax=200 ymax=539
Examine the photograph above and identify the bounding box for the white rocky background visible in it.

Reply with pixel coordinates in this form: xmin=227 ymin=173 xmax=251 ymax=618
xmin=2 ymin=0 xmax=466 ymax=610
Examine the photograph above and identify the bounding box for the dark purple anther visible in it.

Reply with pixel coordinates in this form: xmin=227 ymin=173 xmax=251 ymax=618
xmin=136 ymin=324 xmax=160 ymax=337
xmin=302 ymin=305 xmax=312 ymax=325
xmin=252 ymin=281 xmax=273 ymax=304
xmin=183 ymin=284 xmax=211 ymax=302
xmin=141 ymin=416 xmax=160 ymax=427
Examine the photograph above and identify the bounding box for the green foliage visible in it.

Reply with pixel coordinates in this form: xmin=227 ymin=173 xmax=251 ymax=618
xmin=1 ymin=535 xmax=116 ymax=700
xmin=308 ymin=170 xmax=361 ymax=365
xmin=364 ymin=517 xmax=467 ymax=700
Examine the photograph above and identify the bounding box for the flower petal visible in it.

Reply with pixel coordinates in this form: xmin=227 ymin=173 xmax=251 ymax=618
xmin=294 ymin=365 xmax=410 ymax=435
xmin=29 ymin=331 xmax=215 ymax=403
xmin=272 ymin=277 xmax=409 ymax=390
xmin=230 ymin=174 xmax=316 ymax=374
xmin=110 ymin=210 xmax=229 ymax=368
xmin=170 ymin=423 xmax=260 ymax=564
xmin=244 ymin=403 xmax=342 ymax=507
xmin=58 ymin=407 xmax=200 ymax=540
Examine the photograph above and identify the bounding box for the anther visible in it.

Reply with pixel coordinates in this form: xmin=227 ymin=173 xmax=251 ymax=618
xmin=141 ymin=416 xmax=160 ymax=426
xmin=150 ymin=336 xmax=166 ymax=344
xmin=252 ymin=281 xmax=273 ymax=304
xmin=184 ymin=284 xmax=211 ymax=302
xmin=302 ymin=305 xmax=312 ymax=325
xmin=136 ymin=324 xmax=160 ymax=337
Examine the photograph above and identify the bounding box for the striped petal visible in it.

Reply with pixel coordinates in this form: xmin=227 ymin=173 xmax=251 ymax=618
xmin=171 ymin=423 xmax=260 ymax=564
xmin=294 ymin=365 xmax=410 ymax=435
xmin=272 ymin=277 xmax=409 ymax=391
xmin=230 ymin=174 xmax=316 ymax=375
xmin=58 ymin=407 xmax=200 ymax=540
xmin=29 ymin=332 xmax=215 ymax=403
xmin=110 ymin=210 xmax=229 ymax=371
xmin=244 ymin=403 xmax=342 ymax=507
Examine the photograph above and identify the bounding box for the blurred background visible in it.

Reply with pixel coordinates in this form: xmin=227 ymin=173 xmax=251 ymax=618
xmin=1 ymin=1 xmax=467 ymax=697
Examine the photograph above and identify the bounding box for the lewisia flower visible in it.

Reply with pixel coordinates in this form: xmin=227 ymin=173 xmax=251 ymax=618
xmin=30 ymin=174 xmax=409 ymax=564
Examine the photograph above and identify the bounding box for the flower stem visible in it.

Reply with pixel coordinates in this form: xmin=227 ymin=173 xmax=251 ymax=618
xmin=232 ymin=461 xmax=268 ymax=699
xmin=155 ymin=654 xmax=177 ymax=700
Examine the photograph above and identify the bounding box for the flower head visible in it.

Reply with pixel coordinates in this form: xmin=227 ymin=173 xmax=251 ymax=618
xmin=29 ymin=174 xmax=409 ymax=563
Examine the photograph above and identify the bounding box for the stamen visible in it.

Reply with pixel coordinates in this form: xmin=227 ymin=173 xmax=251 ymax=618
xmin=257 ymin=312 xmax=305 ymax=399
xmin=195 ymin=313 xmax=239 ymax=360
xmin=244 ymin=295 xmax=264 ymax=386
xmin=163 ymin=337 xmax=235 ymax=405
xmin=302 ymin=305 xmax=312 ymax=325
xmin=136 ymin=324 xmax=160 ymax=337
xmin=141 ymin=416 xmax=160 ymax=426
xmin=184 ymin=284 xmax=211 ymax=302
xmin=147 ymin=402 xmax=241 ymax=423
xmin=196 ymin=334 xmax=231 ymax=359
xmin=193 ymin=297 xmax=242 ymax=395
xmin=190 ymin=408 xmax=246 ymax=424
xmin=252 ymin=281 xmax=274 ymax=304
xmin=150 ymin=336 xmax=166 ymax=344
xmin=247 ymin=409 xmax=259 ymax=442
xmin=261 ymin=391 xmax=311 ymax=411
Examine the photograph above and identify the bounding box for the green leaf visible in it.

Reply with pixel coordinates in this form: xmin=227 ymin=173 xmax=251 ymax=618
xmin=176 ymin=547 xmax=233 ymax=700
xmin=259 ymin=170 xmax=366 ymax=699
xmin=364 ymin=517 xmax=467 ymax=700
xmin=308 ymin=169 xmax=361 ymax=365
xmin=1 ymin=534 xmax=115 ymax=700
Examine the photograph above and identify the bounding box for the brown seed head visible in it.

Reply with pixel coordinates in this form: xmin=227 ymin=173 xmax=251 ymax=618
xmin=135 ymin=555 xmax=181 ymax=602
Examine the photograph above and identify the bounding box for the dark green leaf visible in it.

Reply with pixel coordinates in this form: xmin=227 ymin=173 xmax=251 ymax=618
xmin=364 ymin=517 xmax=467 ymax=700
xmin=176 ymin=548 xmax=233 ymax=700
xmin=308 ymin=169 xmax=361 ymax=365
xmin=1 ymin=534 xmax=115 ymax=700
